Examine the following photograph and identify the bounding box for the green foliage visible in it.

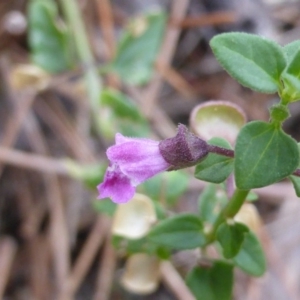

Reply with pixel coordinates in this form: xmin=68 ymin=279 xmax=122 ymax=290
xmin=112 ymin=235 xmax=171 ymax=258
xmin=269 ymin=104 xmax=290 ymax=123
xmin=233 ymin=231 xmax=266 ymax=276
xmin=28 ymin=0 xmax=73 ymax=73
xmin=111 ymin=11 xmax=166 ymax=85
xmin=65 ymin=160 xmax=106 ymax=189
xmin=235 ymin=121 xmax=299 ymax=189
xmin=210 ymin=32 xmax=286 ymax=93
xmin=289 ymin=143 xmax=300 ymax=197
xmin=186 ymin=261 xmax=234 ymax=300
xmin=148 ymin=214 xmax=206 ymax=250
xmin=284 ymin=40 xmax=300 ymax=64
xmin=195 ymin=138 xmax=233 ymax=183
xmin=217 ymin=222 xmax=249 ymax=259
xmin=100 ymin=89 xmax=150 ymax=137
xmin=289 ymin=175 xmax=300 ymax=197
xmin=281 ymin=43 xmax=300 ymax=102
xmin=139 ymin=170 xmax=189 ymax=206
xmin=93 ymin=199 xmax=116 ymax=216
xmin=246 ymin=191 xmax=259 ymax=202
xmin=198 ymin=184 xmax=227 ymax=224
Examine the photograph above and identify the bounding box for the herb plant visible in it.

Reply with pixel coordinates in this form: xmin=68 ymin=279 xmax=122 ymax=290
xmin=97 ymin=32 xmax=300 ymax=299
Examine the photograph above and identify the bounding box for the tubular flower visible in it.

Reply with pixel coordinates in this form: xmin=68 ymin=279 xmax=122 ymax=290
xmin=97 ymin=133 xmax=170 ymax=203
xmin=97 ymin=124 xmax=209 ymax=203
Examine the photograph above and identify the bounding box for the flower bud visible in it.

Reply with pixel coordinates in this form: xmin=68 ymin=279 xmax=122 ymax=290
xmin=159 ymin=124 xmax=209 ymax=170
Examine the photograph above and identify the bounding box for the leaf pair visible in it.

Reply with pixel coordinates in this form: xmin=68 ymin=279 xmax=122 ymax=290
xmin=217 ymin=222 xmax=266 ymax=276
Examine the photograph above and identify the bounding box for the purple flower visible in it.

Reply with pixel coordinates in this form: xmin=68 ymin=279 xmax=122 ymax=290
xmin=97 ymin=134 xmax=171 ymax=203
xmin=97 ymin=125 xmax=209 ymax=204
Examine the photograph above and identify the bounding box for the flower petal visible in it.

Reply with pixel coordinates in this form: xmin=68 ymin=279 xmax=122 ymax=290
xmin=107 ymin=141 xmax=169 ymax=184
xmin=97 ymin=165 xmax=135 ymax=203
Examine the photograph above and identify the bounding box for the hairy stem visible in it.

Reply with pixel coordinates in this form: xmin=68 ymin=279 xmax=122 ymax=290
xmin=207 ymin=144 xmax=234 ymax=157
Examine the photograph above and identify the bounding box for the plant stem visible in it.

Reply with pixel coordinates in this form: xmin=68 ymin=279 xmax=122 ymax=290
xmin=60 ymin=0 xmax=102 ymax=110
xmin=206 ymin=188 xmax=249 ymax=243
xmin=207 ymin=144 xmax=234 ymax=158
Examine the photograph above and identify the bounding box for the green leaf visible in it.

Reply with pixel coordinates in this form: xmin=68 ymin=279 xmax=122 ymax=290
xmin=186 ymin=261 xmax=234 ymax=300
xmin=289 ymin=175 xmax=300 ymax=197
xmin=100 ymin=89 xmax=149 ymax=137
xmin=198 ymin=184 xmax=227 ymax=224
xmin=235 ymin=121 xmax=299 ymax=189
xmin=284 ymin=40 xmax=300 ymax=64
xmin=233 ymin=231 xmax=266 ymax=276
xmin=283 ymin=42 xmax=300 ymax=78
xmin=195 ymin=138 xmax=234 ymax=183
xmin=93 ymin=199 xmax=116 ymax=216
xmin=28 ymin=0 xmax=73 ymax=73
xmin=280 ymin=73 xmax=300 ymax=102
xmin=111 ymin=12 xmax=166 ymax=85
xmin=217 ymin=222 xmax=249 ymax=259
xmin=65 ymin=160 xmax=106 ymax=189
xmin=246 ymin=191 xmax=259 ymax=202
xmin=289 ymin=143 xmax=300 ymax=197
xmin=139 ymin=171 xmax=189 ymax=206
xmin=210 ymin=32 xmax=286 ymax=93
xmin=281 ymin=41 xmax=300 ymax=102
xmin=148 ymin=214 xmax=206 ymax=250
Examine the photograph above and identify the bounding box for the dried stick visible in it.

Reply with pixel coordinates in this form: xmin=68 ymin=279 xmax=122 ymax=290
xmin=93 ymin=229 xmax=116 ymax=300
xmin=143 ymin=0 xmax=190 ymax=116
xmin=65 ymin=216 xmax=109 ymax=297
xmin=125 ymin=85 xmax=176 ymax=138
xmin=96 ymin=0 xmax=115 ymax=59
xmin=156 ymin=61 xmax=195 ymax=99
xmin=174 ymin=11 xmax=237 ymax=28
xmin=34 ymin=99 xmax=94 ymax=162
xmin=160 ymin=261 xmax=195 ymax=300
xmin=46 ymin=174 xmax=70 ymax=299
xmin=0 ymin=146 xmax=69 ymax=175
xmin=0 ymin=90 xmax=36 ymax=176
xmin=28 ymin=236 xmax=51 ymax=299
xmin=0 ymin=237 xmax=18 ymax=298
xmin=19 ymin=113 xmax=71 ymax=298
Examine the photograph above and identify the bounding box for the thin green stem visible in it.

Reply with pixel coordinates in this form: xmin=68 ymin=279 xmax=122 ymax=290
xmin=206 ymin=189 xmax=249 ymax=243
xmin=60 ymin=0 xmax=102 ymax=110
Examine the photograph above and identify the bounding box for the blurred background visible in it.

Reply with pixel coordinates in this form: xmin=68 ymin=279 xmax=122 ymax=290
xmin=1 ymin=0 xmax=300 ymax=299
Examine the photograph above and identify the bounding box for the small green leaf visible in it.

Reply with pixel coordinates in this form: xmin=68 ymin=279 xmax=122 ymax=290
xmin=289 ymin=143 xmax=300 ymax=197
xmin=284 ymin=40 xmax=300 ymax=64
xmin=235 ymin=121 xmax=299 ymax=189
xmin=65 ymin=160 xmax=106 ymax=189
xmin=283 ymin=42 xmax=300 ymax=78
xmin=93 ymin=199 xmax=116 ymax=216
xmin=281 ymin=41 xmax=300 ymax=102
xmin=139 ymin=171 xmax=189 ymax=206
xmin=233 ymin=231 xmax=266 ymax=276
xmin=280 ymin=73 xmax=300 ymax=102
xmin=186 ymin=261 xmax=234 ymax=300
xmin=100 ymin=89 xmax=149 ymax=137
xmin=111 ymin=12 xmax=166 ymax=85
xmin=148 ymin=214 xmax=206 ymax=250
xmin=217 ymin=222 xmax=249 ymax=258
xmin=195 ymin=138 xmax=234 ymax=183
xmin=246 ymin=191 xmax=259 ymax=202
xmin=28 ymin=0 xmax=73 ymax=73
xmin=289 ymin=175 xmax=300 ymax=197
xmin=198 ymin=184 xmax=227 ymax=224
xmin=210 ymin=32 xmax=286 ymax=93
